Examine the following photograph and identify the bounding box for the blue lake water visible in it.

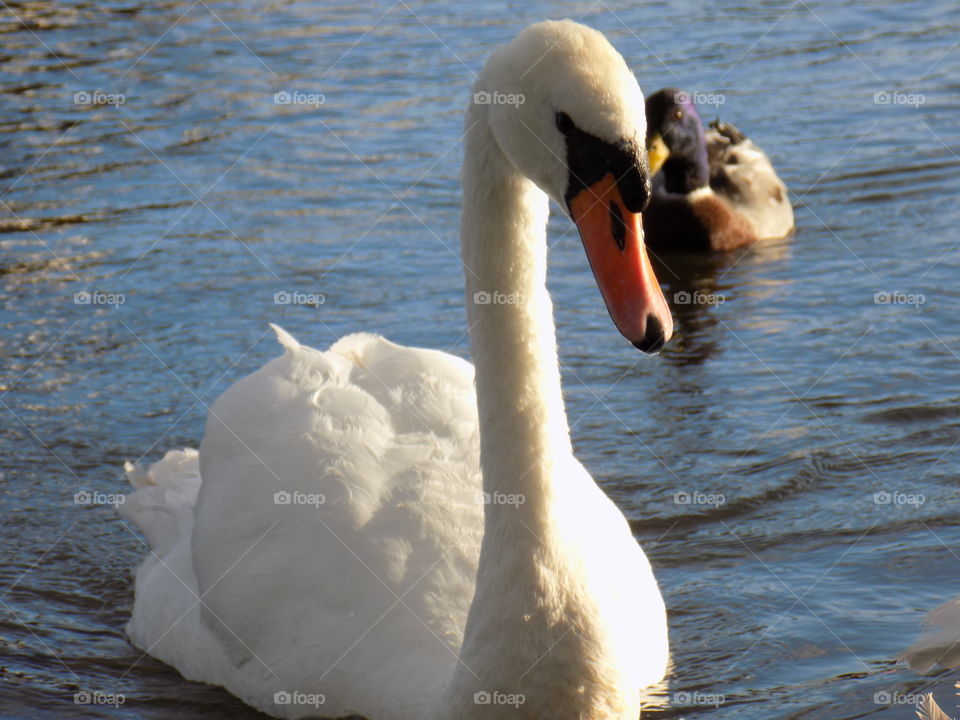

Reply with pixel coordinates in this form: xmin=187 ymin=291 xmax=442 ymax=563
xmin=2 ymin=1 xmax=960 ymax=717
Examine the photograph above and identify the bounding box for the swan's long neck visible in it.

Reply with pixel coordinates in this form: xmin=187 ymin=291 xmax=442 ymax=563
xmin=440 ymin=103 xmax=592 ymax=717
xmin=440 ymin=51 xmax=659 ymax=720
xmin=460 ymin=105 xmax=572 ymax=536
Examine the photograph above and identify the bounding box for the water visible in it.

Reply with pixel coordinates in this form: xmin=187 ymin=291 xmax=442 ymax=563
xmin=2 ymin=1 xmax=959 ymax=717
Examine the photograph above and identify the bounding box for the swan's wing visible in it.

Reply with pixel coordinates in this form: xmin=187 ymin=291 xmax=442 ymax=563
xmin=123 ymin=326 xmax=483 ymax=720
xmin=706 ymin=120 xmax=794 ymax=240
xmin=121 ymin=448 xmax=200 ymax=556
xmin=904 ymin=597 xmax=960 ymax=673
xmin=119 ymin=448 xmax=239 ymax=690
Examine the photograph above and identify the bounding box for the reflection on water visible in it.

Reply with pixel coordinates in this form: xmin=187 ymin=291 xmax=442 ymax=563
xmin=2 ymin=0 xmax=960 ymax=718
xmin=648 ymin=235 xmax=796 ymax=369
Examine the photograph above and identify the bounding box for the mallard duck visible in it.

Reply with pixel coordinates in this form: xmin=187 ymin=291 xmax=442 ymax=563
xmin=643 ymin=87 xmax=794 ymax=252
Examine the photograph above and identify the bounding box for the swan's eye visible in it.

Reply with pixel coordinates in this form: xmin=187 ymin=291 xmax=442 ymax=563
xmin=555 ymin=111 xmax=574 ymax=133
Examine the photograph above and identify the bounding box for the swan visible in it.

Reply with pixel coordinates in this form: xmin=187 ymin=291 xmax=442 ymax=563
xmin=904 ymin=597 xmax=960 ymax=673
xmin=119 ymin=20 xmax=673 ymax=720
xmin=916 ymin=690 xmax=952 ymax=720
xmin=642 ymin=87 xmax=794 ymax=252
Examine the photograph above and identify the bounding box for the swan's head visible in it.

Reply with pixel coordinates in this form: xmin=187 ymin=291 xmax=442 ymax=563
xmin=476 ymin=20 xmax=673 ymax=353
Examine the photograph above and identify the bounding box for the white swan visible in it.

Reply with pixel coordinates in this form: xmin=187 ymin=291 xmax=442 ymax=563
xmin=916 ymin=691 xmax=952 ymax=720
xmin=904 ymin=597 xmax=960 ymax=673
xmin=120 ymin=20 xmax=673 ymax=720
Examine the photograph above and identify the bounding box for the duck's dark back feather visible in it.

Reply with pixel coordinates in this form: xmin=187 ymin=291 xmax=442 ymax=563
xmin=644 ymin=190 xmax=758 ymax=253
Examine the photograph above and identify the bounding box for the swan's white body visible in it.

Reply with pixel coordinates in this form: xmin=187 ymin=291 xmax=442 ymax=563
xmin=121 ymin=20 xmax=669 ymax=720
xmin=904 ymin=597 xmax=960 ymax=673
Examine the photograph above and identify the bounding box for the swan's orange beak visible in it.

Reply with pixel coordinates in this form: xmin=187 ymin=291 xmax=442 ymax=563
xmin=569 ymin=173 xmax=673 ymax=353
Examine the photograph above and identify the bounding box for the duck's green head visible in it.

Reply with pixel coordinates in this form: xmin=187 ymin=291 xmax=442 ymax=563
xmin=644 ymin=88 xmax=710 ymax=194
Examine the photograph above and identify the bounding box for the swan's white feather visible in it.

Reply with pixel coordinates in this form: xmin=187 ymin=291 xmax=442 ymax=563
xmin=121 ymin=449 xmax=201 ymax=555
xmin=123 ymin=328 xmax=484 ymax=719
xmin=904 ymin=597 xmax=960 ymax=673
xmin=917 ymin=693 xmax=952 ymax=720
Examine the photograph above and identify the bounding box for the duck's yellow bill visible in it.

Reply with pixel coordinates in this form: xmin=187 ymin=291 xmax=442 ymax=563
xmin=647 ymin=133 xmax=670 ymax=176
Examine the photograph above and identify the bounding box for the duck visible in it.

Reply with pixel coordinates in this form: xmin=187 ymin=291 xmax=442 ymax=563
xmin=118 ymin=20 xmax=674 ymax=720
xmin=642 ymin=87 xmax=794 ymax=252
